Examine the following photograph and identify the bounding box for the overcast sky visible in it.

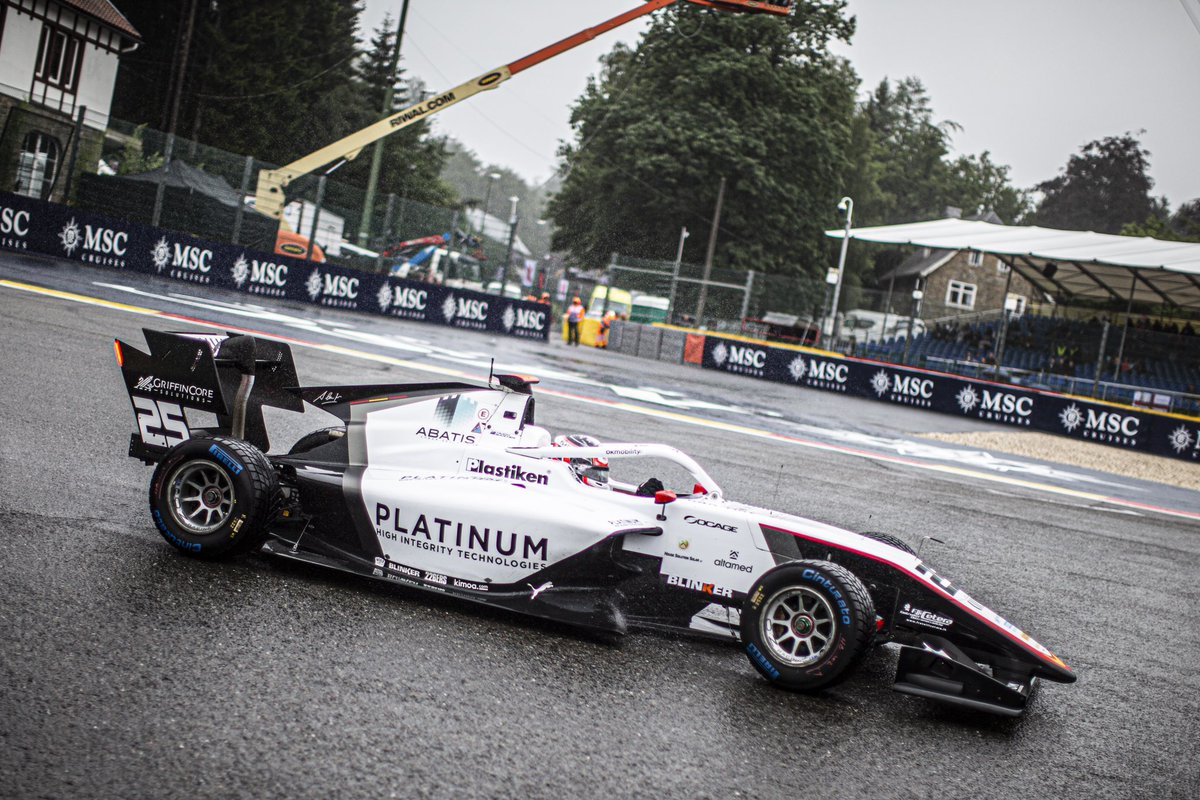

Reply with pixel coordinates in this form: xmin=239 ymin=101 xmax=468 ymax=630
xmin=361 ymin=0 xmax=1200 ymax=209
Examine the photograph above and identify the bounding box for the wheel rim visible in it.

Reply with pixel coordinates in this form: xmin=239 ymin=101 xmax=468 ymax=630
xmin=166 ymin=459 xmax=235 ymax=535
xmin=760 ymin=586 xmax=837 ymax=667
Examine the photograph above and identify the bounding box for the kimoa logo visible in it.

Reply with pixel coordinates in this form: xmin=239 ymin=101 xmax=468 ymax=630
xmin=466 ymin=458 xmax=548 ymax=485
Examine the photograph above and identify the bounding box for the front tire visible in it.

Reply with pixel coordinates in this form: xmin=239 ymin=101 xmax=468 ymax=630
xmin=741 ymin=560 xmax=875 ymax=691
xmin=858 ymin=530 xmax=916 ymax=556
xmin=149 ymin=435 xmax=279 ymax=559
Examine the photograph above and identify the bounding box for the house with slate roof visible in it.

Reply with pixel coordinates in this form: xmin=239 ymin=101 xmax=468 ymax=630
xmin=0 ymin=0 xmax=140 ymax=201
xmin=877 ymin=210 xmax=1038 ymax=320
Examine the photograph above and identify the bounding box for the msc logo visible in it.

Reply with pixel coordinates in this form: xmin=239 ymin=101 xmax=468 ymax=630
xmin=893 ymin=375 xmax=933 ymax=398
xmin=1060 ymin=403 xmax=1141 ymax=442
xmin=153 ymin=238 xmax=213 ymax=273
xmin=251 ymin=259 xmax=288 ymax=286
xmin=84 ymin=225 xmax=127 ymax=255
xmin=0 ymin=206 xmax=30 ymax=236
xmin=443 ymin=294 xmax=488 ymax=323
xmin=983 ymin=390 xmax=1032 ymax=417
xmin=810 ymin=361 xmax=848 ymax=383
xmin=1085 ymin=409 xmax=1140 ymax=437
xmin=378 ymin=284 xmax=427 ymax=313
xmin=323 ymin=273 xmax=359 ymax=298
xmin=728 ymin=346 xmax=766 ymax=368
xmin=516 ymin=307 xmax=545 ymax=329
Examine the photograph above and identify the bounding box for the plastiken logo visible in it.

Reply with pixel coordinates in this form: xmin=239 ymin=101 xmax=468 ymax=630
xmin=134 ymin=374 xmax=215 ymax=401
xmin=465 ymin=458 xmax=548 ymax=485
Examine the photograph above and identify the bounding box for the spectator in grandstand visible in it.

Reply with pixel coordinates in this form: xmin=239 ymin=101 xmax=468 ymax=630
xmin=539 ymin=292 xmax=551 ymax=305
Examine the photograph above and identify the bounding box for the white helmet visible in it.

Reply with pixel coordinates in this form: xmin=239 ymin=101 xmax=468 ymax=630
xmin=552 ymin=433 xmax=610 ymax=488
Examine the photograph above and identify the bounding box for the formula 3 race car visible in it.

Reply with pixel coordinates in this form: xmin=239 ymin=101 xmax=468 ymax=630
xmin=114 ymin=328 xmax=1075 ymax=717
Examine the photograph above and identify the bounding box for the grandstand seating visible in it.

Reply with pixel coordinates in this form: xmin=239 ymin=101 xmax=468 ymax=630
xmin=857 ymin=314 xmax=1200 ymax=412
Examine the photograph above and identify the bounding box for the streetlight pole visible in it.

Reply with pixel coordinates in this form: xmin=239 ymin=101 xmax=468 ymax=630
xmin=357 ymin=0 xmax=411 ymax=246
xmin=830 ymin=196 xmax=853 ymax=346
xmin=500 ymin=195 xmax=519 ymax=296
xmin=667 ymin=226 xmax=688 ymax=325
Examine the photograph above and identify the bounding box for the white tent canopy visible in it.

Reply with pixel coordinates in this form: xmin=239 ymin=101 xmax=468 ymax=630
xmin=826 ymin=218 xmax=1200 ymax=310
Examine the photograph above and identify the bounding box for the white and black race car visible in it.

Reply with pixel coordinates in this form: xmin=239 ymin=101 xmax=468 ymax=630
xmin=115 ymin=328 xmax=1075 ymax=716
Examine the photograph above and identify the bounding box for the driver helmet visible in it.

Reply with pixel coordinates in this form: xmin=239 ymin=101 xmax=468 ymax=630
xmin=552 ymin=433 xmax=610 ymax=488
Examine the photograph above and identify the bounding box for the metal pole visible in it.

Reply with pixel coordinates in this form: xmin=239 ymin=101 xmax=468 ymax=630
xmin=740 ymin=269 xmax=755 ymax=322
xmin=602 ymin=252 xmax=617 ymax=315
xmin=1092 ymin=321 xmax=1110 ymax=397
xmin=152 ymin=133 xmax=175 ymax=228
xmin=881 ymin=271 xmax=896 ymax=339
xmin=358 ymin=0 xmax=410 ymax=245
xmin=694 ymin=176 xmax=726 ymax=327
xmin=500 ymin=196 xmax=518 ymax=296
xmin=1110 ymin=273 xmax=1138 ymax=384
xmin=60 ymin=105 xmax=86 ymax=201
xmin=166 ymin=0 xmax=198 ymax=136
xmin=667 ymin=226 xmax=687 ymax=324
xmin=305 ymin=176 xmax=326 ymax=261
xmin=903 ymin=279 xmax=922 ymax=364
xmin=830 ymin=196 xmax=854 ymax=345
xmin=992 ymin=263 xmax=1015 ymax=380
xmin=231 ymin=155 xmax=253 ymax=245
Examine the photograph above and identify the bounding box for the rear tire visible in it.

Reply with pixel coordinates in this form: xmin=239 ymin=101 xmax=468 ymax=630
xmin=288 ymin=426 xmax=345 ymax=455
xmin=149 ymin=435 xmax=279 ymax=559
xmin=741 ymin=560 xmax=875 ymax=691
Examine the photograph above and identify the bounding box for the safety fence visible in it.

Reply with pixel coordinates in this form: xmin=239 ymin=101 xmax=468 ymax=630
xmin=0 ymin=190 xmax=550 ymax=340
xmin=609 ymin=321 xmax=1200 ymax=463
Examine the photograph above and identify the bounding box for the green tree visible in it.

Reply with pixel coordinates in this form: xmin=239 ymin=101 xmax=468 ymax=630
xmin=1033 ymin=133 xmax=1165 ymax=234
xmin=547 ymin=2 xmax=857 ymax=274
xmin=1122 ymin=200 xmax=1200 ymax=243
xmin=338 ymin=15 xmax=456 ymax=208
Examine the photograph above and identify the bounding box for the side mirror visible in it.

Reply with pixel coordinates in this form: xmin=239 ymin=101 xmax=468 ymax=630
xmin=654 ymin=489 xmax=676 ymax=521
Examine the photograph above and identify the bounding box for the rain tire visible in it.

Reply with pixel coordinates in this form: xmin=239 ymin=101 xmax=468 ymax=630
xmin=741 ymin=560 xmax=876 ymax=692
xmin=149 ymin=434 xmax=279 ymax=559
xmin=288 ymin=426 xmax=345 ymax=455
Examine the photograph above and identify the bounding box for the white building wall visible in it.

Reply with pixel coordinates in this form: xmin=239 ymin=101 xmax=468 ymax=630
xmin=0 ymin=0 xmax=126 ymax=129
xmin=0 ymin=8 xmax=41 ymax=97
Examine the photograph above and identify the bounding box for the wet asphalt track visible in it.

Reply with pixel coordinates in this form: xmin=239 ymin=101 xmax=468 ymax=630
xmin=1 ymin=253 xmax=1198 ymax=799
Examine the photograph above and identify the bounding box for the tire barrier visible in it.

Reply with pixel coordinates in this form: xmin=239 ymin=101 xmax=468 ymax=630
xmin=0 ymin=191 xmax=550 ymax=341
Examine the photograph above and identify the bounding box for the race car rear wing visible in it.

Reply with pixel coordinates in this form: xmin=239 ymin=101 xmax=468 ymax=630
xmin=115 ymin=329 xmax=302 ymax=463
